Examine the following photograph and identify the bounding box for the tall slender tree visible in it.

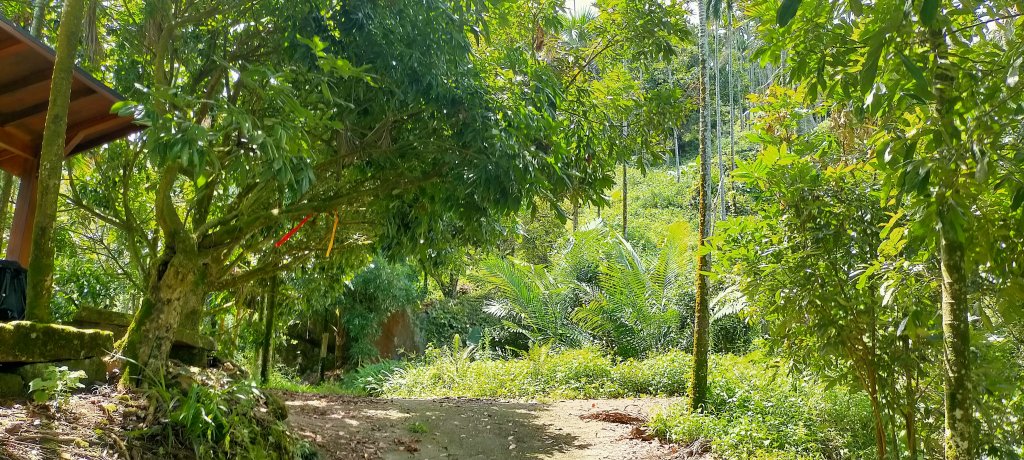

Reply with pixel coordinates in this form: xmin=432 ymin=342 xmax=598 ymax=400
xmin=713 ymin=18 xmax=725 ymax=220
xmin=24 ymin=0 xmax=87 ymax=322
xmin=726 ymin=4 xmax=736 ymax=214
xmin=621 ymin=160 xmax=628 ymax=236
xmin=689 ymin=0 xmax=712 ymax=412
xmin=929 ymin=22 xmax=972 ymax=458
xmin=30 ymin=0 xmax=47 ymax=36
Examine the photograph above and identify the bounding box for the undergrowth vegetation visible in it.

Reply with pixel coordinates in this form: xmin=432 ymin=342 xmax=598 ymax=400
xmin=379 ymin=345 xmax=691 ymax=399
xmin=649 ymin=353 xmax=876 ymax=460
xmin=348 ymin=342 xmax=877 ymax=459
xmin=131 ymin=368 xmax=318 ymax=460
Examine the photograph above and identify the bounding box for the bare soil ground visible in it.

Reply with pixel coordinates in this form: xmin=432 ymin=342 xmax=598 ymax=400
xmin=0 ymin=387 xmax=142 ymax=460
xmin=280 ymin=392 xmax=689 ymax=460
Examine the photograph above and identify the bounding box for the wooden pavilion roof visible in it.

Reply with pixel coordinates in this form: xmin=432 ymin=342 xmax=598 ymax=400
xmin=0 ymin=15 xmax=138 ymax=177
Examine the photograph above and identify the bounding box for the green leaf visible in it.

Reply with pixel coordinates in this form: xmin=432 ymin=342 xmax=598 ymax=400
xmin=861 ymin=38 xmax=884 ymax=95
xmin=920 ymin=0 xmax=938 ymax=26
xmin=897 ymin=52 xmax=930 ymax=99
xmin=848 ymin=0 xmax=863 ymax=16
xmin=776 ymin=0 xmax=802 ymax=27
xmin=1011 ymin=187 xmax=1024 ymax=211
xmin=855 ymin=262 xmax=879 ymax=290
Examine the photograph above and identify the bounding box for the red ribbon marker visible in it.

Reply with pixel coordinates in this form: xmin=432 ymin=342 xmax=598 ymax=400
xmin=275 ymin=214 xmax=314 ymax=247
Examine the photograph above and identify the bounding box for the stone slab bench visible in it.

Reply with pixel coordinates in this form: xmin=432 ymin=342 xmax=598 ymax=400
xmin=0 ymin=321 xmax=115 ymax=398
xmin=68 ymin=307 xmax=217 ymax=367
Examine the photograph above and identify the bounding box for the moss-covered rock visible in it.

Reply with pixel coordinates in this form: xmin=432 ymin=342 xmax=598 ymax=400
xmin=15 ymin=358 xmax=107 ymax=385
xmin=0 ymin=321 xmax=114 ymax=363
xmin=72 ymin=307 xmax=132 ymax=327
xmin=0 ymin=372 xmax=24 ymax=398
xmin=71 ymin=307 xmax=216 ymax=351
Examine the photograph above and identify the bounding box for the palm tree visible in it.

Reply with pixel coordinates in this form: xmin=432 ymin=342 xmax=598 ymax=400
xmin=474 ymin=257 xmax=591 ymax=349
xmin=476 ymin=222 xmax=689 ymax=359
xmin=574 ymin=231 xmax=685 ymax=359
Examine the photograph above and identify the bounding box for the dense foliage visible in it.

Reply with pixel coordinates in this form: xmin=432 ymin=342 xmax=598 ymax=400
xmin=4 ymin=0 xmax=1023 ymax=458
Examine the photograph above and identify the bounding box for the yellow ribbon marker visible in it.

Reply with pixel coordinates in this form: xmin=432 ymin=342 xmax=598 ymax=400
xmin=326 ymin=212 xmax=339 ymax=257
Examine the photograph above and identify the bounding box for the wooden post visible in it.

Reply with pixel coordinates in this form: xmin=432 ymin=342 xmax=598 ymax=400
xmin=6 ymin=169 xmax=37 ymax=267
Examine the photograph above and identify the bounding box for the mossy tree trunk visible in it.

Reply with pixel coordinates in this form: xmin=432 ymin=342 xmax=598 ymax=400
xmin=24 ymin=0 xmax=87 ymax=323
xmin=260 ymin=275 xmax=278 ymax=385
xmin=938 ymin=201 xmax=973 ymax=458
xmin=689 ymin=0 xmax=712 ymax=413
xmin=31 ymin=0 xmax=48 ymax=36
xmin=928 ymin=20 xmax=974 ymax=458
xmin=117 ymin=246 xmax=206 ymax=383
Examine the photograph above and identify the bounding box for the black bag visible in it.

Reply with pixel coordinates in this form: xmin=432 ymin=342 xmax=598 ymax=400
xmin=0 ymin=260 xmax=26 ymax=321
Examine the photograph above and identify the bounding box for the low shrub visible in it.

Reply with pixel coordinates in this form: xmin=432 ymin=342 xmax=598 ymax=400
xmin=611 ymin=350 xmax=691 ymax=396
xmin=373 ymin=345 xmax=691 ymax=399
xmin=343 ymin=359 xmax=406 ymax=396
xmin=137 ymin=365 xmax=318 ymax=459
xmin=648 ymin=352 xmax=875 ymax=459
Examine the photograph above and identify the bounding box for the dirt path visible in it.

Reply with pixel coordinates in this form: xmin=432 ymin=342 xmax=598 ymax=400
xmin=280 ymin=392 xmax=686 ymax=460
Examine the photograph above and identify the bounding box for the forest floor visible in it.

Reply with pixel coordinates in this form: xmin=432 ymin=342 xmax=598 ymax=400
xmin=0 ymin=387 xmax=143 ymax=460
xmin=280 ymin=392 xmax=699 ymax=460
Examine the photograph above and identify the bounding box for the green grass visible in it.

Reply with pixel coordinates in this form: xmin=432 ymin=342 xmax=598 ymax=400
xmin=264 ymin=359 xmax=407 ymax=396
xmin=377 ymin=346 xmax=692 ymax=399
xmin=648 ymin=352 xmax=875 ymax=459
xmin=407 ymin=421 xmax=429 ymax=434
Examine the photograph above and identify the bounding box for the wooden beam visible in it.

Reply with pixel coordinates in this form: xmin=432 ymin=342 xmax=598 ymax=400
xmin=0 ymin=41 xmax=28 ymax=60
xmin=64 ymin=114 xmax=127 ymax=155
xmin=0 ymin=72 xmax=51 ymax=100
xmin=0 ymin=127 xmax=34 ymax=159
xmin=0 ymin=90 xmax=93 ymax=126
xmin=67 ymin=126 xmax=139 ymax=157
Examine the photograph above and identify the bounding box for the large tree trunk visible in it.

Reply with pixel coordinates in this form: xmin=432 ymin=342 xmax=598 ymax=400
xmin=571 ymin=201 xmax=579 ymax=232
xmin=433 ymin=272 xmax=460 ymax=299
xmin=689 ymin=0 xmax=712 ymax=413
xmin=938 ymin=203 xmax=973 ymax=458
xmin=260 ymin=275 xmax=279 ymax=385
xmin=117 ymin=249 xmax=206 ymax=383
xmin=24 ymin=0 xmax=87 ymax=323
